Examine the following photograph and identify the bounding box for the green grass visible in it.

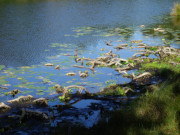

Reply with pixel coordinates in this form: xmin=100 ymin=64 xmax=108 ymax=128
xmin=141 ymin=61 xmax=180 ymax=77
xmin=99 ymin=86 xmax=125 ymax=96
xmin=104 ymin=76 xmax=180 ymax=135
xmin=171 ymin=2 xmax=180 ymax=16
xmin=146 ymin=46 xmax=158 ymax=52
xmin=99 ymin=83 xmax=127 ymax=96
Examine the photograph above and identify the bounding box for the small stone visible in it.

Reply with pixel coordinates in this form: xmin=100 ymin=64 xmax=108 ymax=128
xmin=33 ymin=98 xmax=48 ymax=107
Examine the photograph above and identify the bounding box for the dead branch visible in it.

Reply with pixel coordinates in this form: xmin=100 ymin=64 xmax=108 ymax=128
xmin=105 ymin=50 xmax=117 ymax=58
xmin=0 ymin=102 xmax=11 ymax=112
xmin=74 ymin=49 xmax=77 ymax=56
xmin=80 ymin=59 xmax=83 ymax=66
xmin=138 ymin=43 xmax=146 ymax=47
xmin=79 ymin=71 xmax=89 ymax=78
xmin=118 ymin=70 xmax=128 ymax=75
xmin=20 ymin=109 xmax=49 ymax=121
xmin=133 ymin=72 xmax=152 ymax=80
xmin=7 ymin=95 xmax=33 ymax=103
xmin=73 ymin=65 xmax=94 ymax=71
xmin=45 ymin=63 xmax=54 ymax=66
xmin=65 ymin=85 xmax=91 ymax=94
xmin=133 ymin=53 xmax=145 ymax=57
xmin=0 ymin=86 xmax=8 ymax=89
xmin=105 ymin=40 xmax=113 ymax=46
xmin=114 ymin=46 xmax=125 ymax=50
xmin=33 ymin=98 xmax=48 ymax=107
xmin=123 ymin=87 xmax=135 ymax=94
xmin=55 ymin=65 xmax=60 ymax=70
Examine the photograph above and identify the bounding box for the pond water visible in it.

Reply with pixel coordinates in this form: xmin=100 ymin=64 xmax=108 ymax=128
xmin=0 ymin=0 xmax=180 ymax=131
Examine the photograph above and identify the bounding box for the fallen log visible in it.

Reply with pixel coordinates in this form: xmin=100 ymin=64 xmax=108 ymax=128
xmin=114 ymin=46 xmax=125 ymax=50
xmin=33 ymin=98 xmax=48 ymax=107
xmin=20 ymin=108 xmax=49 ymax=121
xmin=0 ymin=86 xmax=8 ymax=89
xmin=7 ymin=95 xmax=33 ymax=103
xmin=0 ymin=102 xmax=11 ymax=112
xmin=55 ymin=65 xmax=60 ymax=70
xmin=45 ymin=63 xmax=54 ymax=66
xmin=65 ymin=85 xmax=91 ymax=95
xmin=65 ymin=72 xmax=76 ymax=76
xmin=74 ymin=49 xmax=77 ymax=56
xmin=105 ymin=40 xmax=113 ymax=46
xmin=79 ymin=71 xmax=89 ymax=78
xmin=133 ymin=53 xmax=145 ymax=57
xmin=133 ymin=72 xmax=152 ymax=81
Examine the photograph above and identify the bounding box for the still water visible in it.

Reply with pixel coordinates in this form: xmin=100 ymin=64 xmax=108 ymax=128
xmin=0 ymin=0 xmax=180 ymax=130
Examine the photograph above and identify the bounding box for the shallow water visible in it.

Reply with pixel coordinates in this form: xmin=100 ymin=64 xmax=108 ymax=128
xmin=0 ymin=0 xmax=180 ymax=131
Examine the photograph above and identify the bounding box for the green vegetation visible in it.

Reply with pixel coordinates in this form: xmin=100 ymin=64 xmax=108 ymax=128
xmin=141 ymin=61 xmax=180 ymax=76
xmin=92 ymin=77 xmax=180 ymax=135
xmin=127 ymin=58 xmax=134 ymax=63
xmin=54 ymin=73 xmax=180 ymax=135
xmin=146 ymin=46 xmax=158 ymax=52
xmin=58 ymin=89 xmax=73 ymax=103
xmin=171 ymin=2 xmax=180 ymax=16
xmin=141 ymin=54 xmax=180 ymax=77
xmin=58 ymin=95 xmax=66 ymax=102
xmin=100 ymin=85 xmax=126 ymax=96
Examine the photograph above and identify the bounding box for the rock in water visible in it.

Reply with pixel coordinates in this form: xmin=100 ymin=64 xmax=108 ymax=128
xmin=33 ymin=98 xmax=48 ymax=107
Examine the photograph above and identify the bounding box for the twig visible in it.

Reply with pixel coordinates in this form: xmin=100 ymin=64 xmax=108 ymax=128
xmin=73 ymin=65 xmax=95 ymax=71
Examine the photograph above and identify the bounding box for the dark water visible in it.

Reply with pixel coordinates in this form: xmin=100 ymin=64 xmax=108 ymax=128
xmin=0 ymin=0 xmax=180 ymax=131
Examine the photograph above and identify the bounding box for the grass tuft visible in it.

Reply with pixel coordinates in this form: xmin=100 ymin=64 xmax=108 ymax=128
xmin=171 ymin=2 xmax=180 ymax=16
